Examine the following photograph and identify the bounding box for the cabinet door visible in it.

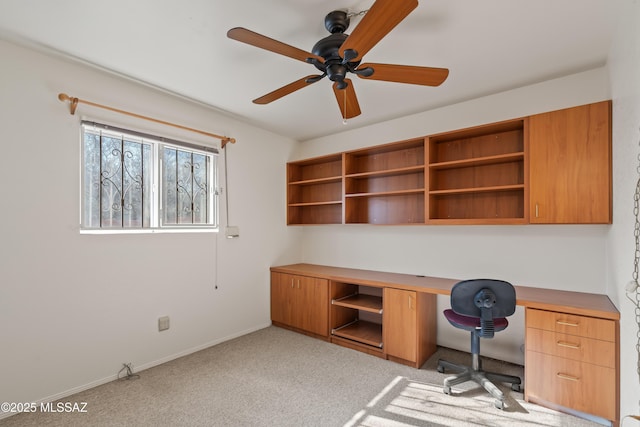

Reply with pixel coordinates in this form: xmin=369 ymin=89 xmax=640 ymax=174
xmin=529 ymin=101 xmax=611 ymax=223
xmin=270 ymin=272 xmax=294 ymax=326
xmin=296 ymin=276 xmax=329 ymax=337
xmin=271 ymin=272 xmax=329 ymax=337
xmin=384 ymin=288 xmax=417 ymax=363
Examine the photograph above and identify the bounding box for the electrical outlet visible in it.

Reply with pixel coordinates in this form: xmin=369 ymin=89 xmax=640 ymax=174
xmin=158 ymin=316 xmax=170 ymax=331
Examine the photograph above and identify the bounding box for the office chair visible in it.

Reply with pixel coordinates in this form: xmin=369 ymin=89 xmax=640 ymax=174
xmin=436 ymin=279 xmax=522 ymax=409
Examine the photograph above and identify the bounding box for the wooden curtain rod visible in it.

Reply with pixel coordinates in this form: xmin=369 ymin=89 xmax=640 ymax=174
xmin=57 ymin=93 xmax=236 ymax=148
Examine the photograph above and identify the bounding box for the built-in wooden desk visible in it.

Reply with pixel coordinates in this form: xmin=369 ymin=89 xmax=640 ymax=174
xmin=270 ymin=263 xmax=620 ymax=425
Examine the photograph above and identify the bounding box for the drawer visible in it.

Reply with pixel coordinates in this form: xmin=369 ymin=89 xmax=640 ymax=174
xmin=526 ymin=351 xmax=616 ymax=420
xmin=526 ymin=328 xmax=615 ymax=368
xmin=526 ymin=308 xmax=615 ymax=341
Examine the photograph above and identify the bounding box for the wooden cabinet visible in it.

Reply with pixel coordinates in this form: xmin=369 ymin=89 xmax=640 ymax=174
xmin=270 ymin=272 xmax=329 ymax=337
xmin=525 ymin=308 xmax=618 ymax=422
xmin=327 ymin=282 xmax=437 ymax=367
xmin=426 ymin=119 xmax=527 ymax=224
xmin=344 ymin=138 xmax=425 ymax=224
xmin=271 ymin=264 xmax=620 ymax=425
xmin=383 ymin=288 xmax=436 ymax=367
xmin=287 ymin=154 xmax=343 ymax=225
xmin=529 ymin=101 xmax=612 ymax=224
xmin=285 ymin=101 xmax=611 ymax=226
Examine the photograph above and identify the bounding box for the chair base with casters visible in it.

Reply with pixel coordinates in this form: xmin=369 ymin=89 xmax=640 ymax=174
xmin=437 ymin=308 xmax=522 ymax=410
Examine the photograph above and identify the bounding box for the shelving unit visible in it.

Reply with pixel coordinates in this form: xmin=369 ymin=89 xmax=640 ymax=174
xmin=285 ymin=101 xmax=611 ymax=226
xmin=287 ymin=154 xmax=343 ymax=225
xmin=426 ymin=119 xmax=527 ymax=224
xmin=330 ymin=282 xmax=383 ymax=350
xmin=344 ymin=138 xmax=426 ymax=224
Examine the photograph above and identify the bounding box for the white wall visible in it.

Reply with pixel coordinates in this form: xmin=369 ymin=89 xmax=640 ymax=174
xmin=294 ymin=68 xmax=612 ymax=366
xmin=0 ymin=39 xmax=300 ymax=409
xmin=607 ymin=0 xmax=640 ymax=419
xmin=3 ymin=8 xmax=638 ymax=419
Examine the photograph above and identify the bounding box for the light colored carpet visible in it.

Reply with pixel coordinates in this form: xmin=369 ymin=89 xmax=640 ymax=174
xmin=0 ymin=326 xmax=601 ymax=427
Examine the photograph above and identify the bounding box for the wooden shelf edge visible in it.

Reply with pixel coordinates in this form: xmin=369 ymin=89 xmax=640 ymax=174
xmin=332 ymin=320 xmax=383 ymax=348
xmin=330 ymin=335 xmax=385 ymax=357
xmin=429 ymin=152 xmax=525 ymax=170
xmin=289 ymin=176 xmax=343 ymax=186
xmin=345 ymin=165 xmax=425 ymax=179
xmin=429 ymin=184 xmax=524 ymax=196
xmin=346 ymin=189 xmax=425 ymax=198
xmin=332 ymin=294 xmax=383 ymax=313
xmin=427 ymin=217 xmax=527 ymax=225
xmin=288 ymin=201 xmax=343 ymax=207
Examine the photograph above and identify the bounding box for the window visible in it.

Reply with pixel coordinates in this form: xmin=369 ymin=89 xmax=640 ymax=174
xmin=81 ymin=121 xmax=218 ymax=232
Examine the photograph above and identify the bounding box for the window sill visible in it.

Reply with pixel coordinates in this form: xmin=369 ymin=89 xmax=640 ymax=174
xmin=80 ymin=227 xmax=219 ymax=235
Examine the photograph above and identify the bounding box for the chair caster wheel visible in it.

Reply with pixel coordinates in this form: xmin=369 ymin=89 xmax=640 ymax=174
xmin=437 ymin=365 xmax=445 ymax=374
xmin=443 ymin=386 xmax=451 ymax=395
xmin=495 ymin=399 xmax=504 ymax=410
xmin=511 ymin=383 xmax=522 ymax=392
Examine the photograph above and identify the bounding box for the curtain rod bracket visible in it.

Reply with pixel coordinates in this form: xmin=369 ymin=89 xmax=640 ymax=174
xmin=57 ymin=92 xmax=236 ymax=146
xmin=221 ymin=137 xmax=236 ymax=149
xmin=58 ymin=93 xmax=78 ymax=115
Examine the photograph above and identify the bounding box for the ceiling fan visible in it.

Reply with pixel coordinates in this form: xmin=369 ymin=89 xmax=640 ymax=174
xmin=227 ymin=0 xmax=449 ymax=120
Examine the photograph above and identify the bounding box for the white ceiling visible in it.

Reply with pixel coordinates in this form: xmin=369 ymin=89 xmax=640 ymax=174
xmin=0 ymin=0 xmax=621 ymax=141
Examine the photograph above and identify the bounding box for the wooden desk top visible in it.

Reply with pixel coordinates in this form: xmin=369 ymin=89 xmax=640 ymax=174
xmin=271 ymin=263 xmax=620 ymax=321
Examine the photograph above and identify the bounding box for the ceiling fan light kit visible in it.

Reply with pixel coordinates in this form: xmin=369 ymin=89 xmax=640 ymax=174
xmin=227 ymin=0 xmax=449 ymax=119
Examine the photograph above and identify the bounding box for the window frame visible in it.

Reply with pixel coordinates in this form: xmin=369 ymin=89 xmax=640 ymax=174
xmin=80 ymin=121 xmax=219 ymax=234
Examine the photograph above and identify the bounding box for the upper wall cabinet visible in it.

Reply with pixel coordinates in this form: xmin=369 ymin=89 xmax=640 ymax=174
xmin=286 ymin=100 xmax=612 ymax=226
xmin=287 ymin=154 xmax=343 ymax=225
xmin=529 ymin=101 xmax=612 ymax=224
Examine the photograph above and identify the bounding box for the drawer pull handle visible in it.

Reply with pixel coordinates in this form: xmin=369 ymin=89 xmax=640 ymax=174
xmin=556 ymin=320 xmax=579 ymax=327
xmin=557 ymin=341 xmax=580 ymax=349
xmin=557 ymin=373 xmax=580 ymax=382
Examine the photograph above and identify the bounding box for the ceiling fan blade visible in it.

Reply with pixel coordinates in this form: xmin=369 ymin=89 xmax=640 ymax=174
xmin=227 ymin=27 xmax=324 ymax=64
xmin=333 ymin=79 xmax=361 ymax=119
xmin=253 ymin=75 xmax=323 ymax=105
xmin=357 ymin=63 xmax=449 ymax=86
xmin=339 ymin=0 xmax=418 ymax=62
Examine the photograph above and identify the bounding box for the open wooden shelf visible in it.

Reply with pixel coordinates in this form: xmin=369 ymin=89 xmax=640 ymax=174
xmin=427 ymin=119 xmax=526 ymax=224
xmin=429 ymin=152 xmax=524 ymax=170
xmin=332 ymin=294 xmax=383 ymax=314
xmin=332 ymin=320 xmax=383 ymax=348
xmin=287 ymin=153 xmax=343 ymax=225
xmin=429 ymin=184 xmax=525 ymax=196
xmin=286 ymin=102 xmax=611 ymax=225
xmin=345 ymin=165 xmax=425 ymax=179
xmin=345 ymin=188 xmax=425 ymax=198
xmin=289 ymin=177 xmax=342 ymax=187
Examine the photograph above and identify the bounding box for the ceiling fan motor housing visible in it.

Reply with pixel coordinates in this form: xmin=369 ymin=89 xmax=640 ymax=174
xmin=311 ymin=11 xmax=362 ymax=89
